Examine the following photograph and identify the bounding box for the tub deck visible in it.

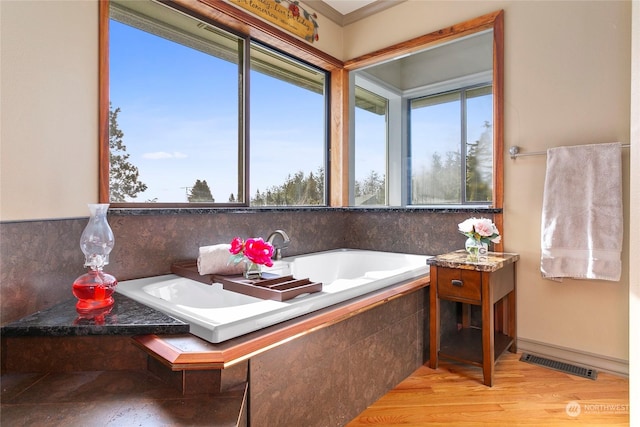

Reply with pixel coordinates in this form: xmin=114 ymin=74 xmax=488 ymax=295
xmin=117 ymin=249 xmax=431 ymax=344
xmin=132 ymin=274 xmax=430 ymax=369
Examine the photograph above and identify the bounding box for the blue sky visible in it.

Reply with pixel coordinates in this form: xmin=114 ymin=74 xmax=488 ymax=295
xmin=110 ymin=20 xmax=326 ymax=202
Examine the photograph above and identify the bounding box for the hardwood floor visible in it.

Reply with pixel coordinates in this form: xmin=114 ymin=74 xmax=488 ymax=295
xmin=346 ymin=353 xmax=629 ymax=426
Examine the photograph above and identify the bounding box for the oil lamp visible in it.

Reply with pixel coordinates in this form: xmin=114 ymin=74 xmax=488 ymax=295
xmin=72 ymin=204 xmax=117 ymax=313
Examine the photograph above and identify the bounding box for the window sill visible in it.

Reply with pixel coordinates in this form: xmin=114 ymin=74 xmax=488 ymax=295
xmin=108 ymin=205 xmax=502 ymax=216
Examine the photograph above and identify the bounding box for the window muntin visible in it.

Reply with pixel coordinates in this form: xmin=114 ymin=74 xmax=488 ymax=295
xmin=409 ymin=84 xmax=493 ymax=205
xmin=108 ymin=1 xmax=328 ymax=206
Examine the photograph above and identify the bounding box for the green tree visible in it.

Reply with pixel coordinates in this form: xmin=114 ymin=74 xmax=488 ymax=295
xmin=355 ymin=170 xmax=386 ymax=205
xmin=251 ymin=167 xmax=325 ymax=206
xmin=109 ymin=104 xmax=147 ymax=202
xmin=188 ymin=179 xmax=214 ymax=202
xmin=466 ymin=121 xmax=493 ymax=202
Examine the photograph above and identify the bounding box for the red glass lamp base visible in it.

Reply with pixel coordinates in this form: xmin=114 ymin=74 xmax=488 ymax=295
xmin=72 ymin=270 xmax=117 ymax=314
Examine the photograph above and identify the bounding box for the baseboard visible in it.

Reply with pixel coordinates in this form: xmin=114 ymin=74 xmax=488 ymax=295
xmin=516 ymin=337 xmax=629 ymax=377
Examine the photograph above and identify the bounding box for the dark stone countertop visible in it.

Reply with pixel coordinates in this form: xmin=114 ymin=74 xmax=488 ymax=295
xmin=427 ymin=250 xmax=520 ymax=272
xmin=0 ymin=294 xmax=189 ymax=337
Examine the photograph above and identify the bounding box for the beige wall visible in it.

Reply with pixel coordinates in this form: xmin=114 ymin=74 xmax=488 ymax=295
xmin=629 ymin=1 xmax=638 ymax=422
xmin=0 ymin=0 xmax=635 ymax=376
xmin=503 ymin=1 xmax=630 ymax=365
xmin=1 ymin=0 xmax=99 ymax=221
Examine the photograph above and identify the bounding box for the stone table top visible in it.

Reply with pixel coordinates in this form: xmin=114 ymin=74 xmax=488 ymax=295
xmin=427 ymin=250 xmax=520 ymax=272
xmin=1 ymin=294 xmax=189 ymax=337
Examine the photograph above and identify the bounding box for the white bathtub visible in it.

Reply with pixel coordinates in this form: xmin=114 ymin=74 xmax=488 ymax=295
xmin=116 ymin=249 xmax=431 ymax=343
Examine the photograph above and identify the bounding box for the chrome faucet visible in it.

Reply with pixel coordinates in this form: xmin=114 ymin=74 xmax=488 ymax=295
xmin=266 ymin=230 xmax=290 ymax=260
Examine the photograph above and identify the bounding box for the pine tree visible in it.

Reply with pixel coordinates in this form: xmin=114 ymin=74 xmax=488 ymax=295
xmin=188 ymin=179 xmax=214 ymax=202
xmin=109 ymin=104 xmax=147 ymax=202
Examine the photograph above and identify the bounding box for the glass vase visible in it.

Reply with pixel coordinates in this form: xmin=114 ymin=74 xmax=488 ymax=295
xmin=244 ymin=259 xmax=262 ymax=280
xmin=465 ymin=237 xmax=488 ymax=262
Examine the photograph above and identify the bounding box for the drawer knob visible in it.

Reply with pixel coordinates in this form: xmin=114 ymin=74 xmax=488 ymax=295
xmin=452 ymin=279 xmax=463 ymax=287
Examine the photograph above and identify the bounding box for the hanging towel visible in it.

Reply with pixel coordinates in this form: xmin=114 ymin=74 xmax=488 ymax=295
xmin=197 ymin=244 xmax=244 ymax=275
xmin=540 ymin=142 xmax=623 ymax=282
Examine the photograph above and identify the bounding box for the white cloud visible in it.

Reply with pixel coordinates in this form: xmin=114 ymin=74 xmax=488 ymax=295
xmin=143 ymin=151 xmax=188 ymax=159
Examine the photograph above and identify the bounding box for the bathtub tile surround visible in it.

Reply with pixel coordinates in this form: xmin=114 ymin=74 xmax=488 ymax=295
xmin=249 ymin=286 xmax=428 ymax=426
xmin=1 ymin=208 xmax=494 ymax=325
xmin=0 ymin=218 xmax=88 ymax=325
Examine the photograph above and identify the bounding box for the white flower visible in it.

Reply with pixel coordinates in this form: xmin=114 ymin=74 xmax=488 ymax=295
xmin=458 ymin=217 xmax=477 ymax=234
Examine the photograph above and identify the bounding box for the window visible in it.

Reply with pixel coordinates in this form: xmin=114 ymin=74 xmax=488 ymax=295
xmin=353 ymin=86 xmax=388 ymax=206
xmin=249 ymin=43 xmax=327 ymax=206
xmin=349 ymin=25 xmax=499 ymax=208
xmin=409 ymin=84 xmax=493 ymax=205
xmin=107 ymin=0 xmax=328 ymax=206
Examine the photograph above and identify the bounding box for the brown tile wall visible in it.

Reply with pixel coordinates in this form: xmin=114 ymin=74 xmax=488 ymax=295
xmin=1 ymin=209 xmax=490 ymax=324
xmin=249 ymin=286 xmax=429 ymax=426
xmin=1 ymin=336 xmax=148 ymax=372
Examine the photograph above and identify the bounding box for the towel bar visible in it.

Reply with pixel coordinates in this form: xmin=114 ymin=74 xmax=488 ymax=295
xmin=509 ymin=144 xmax=630 ymax=159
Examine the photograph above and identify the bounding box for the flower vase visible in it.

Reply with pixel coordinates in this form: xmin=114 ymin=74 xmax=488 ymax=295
xmin=244 ymin=260 xmax=262 ymax=280
xmin=465 ymin=237 xmax=488 ymax=262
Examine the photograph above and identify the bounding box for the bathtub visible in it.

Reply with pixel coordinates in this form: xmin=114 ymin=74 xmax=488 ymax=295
xmin=116 ymin=249 xmax=431 ymax=343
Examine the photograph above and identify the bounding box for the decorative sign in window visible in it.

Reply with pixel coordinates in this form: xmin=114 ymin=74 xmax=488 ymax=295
xmin=229 ymin=0 xmax=319 ymax=43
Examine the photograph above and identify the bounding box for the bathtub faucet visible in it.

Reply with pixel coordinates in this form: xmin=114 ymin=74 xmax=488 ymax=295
xmin=266 ymin=230 xmax=290 ymax=260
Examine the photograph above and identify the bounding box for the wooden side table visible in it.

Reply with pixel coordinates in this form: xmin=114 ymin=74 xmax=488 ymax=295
xmin=428 ymin=250 xmax=519 ymax=386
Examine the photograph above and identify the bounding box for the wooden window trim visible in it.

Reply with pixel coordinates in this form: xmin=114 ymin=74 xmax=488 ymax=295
xmin=98 ymin=0 xmax=345 ymax=206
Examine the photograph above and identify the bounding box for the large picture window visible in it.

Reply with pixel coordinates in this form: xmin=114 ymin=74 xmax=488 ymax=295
xmin=107 ymin=0 xmax=327 ymax=206
xmin=347 ymin=17 xmax=501 ymax=210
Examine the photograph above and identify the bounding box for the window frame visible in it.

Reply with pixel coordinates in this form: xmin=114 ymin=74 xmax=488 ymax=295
xmin=350 ymin=75 xmax=399 ymax=207
xmin=99 ymin=0 xmax=343 ymax=208
xmin=407 ymin=81 xmax=494 ymax=206
xmin=343 ymin=10 xmax=504 ymax=227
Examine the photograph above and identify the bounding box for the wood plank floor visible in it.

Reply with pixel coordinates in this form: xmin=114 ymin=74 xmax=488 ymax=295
xmin=346 ymin=353 xmax=629 ymax=426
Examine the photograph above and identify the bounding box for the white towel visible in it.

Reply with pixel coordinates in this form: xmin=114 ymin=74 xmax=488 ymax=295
xmin=540 ymin=142 xmax=623 ymax=281
xmin=197 ymin=244 xmax=244 ymax=275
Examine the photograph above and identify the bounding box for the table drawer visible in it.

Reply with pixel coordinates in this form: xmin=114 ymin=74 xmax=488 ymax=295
xmin=437 ymin=267 xmax=481 ymax=302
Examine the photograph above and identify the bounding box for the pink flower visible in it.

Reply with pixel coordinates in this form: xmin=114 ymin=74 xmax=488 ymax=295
xmin=458 ymin=217 xmax=501 ymax=245
xmin=243 ymin=238 xmax=274 ymax=267
xmin=473 ymin=218 xmax=495 ymax=237
xmin=229 ymin=236 xmax=244 ymax=255
xmin=289 ymin=4 xmax=300 ymax=17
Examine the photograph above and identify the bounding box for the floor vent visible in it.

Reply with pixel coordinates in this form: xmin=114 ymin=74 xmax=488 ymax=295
xmin=520 ymin=353 xmax=598 ymax=380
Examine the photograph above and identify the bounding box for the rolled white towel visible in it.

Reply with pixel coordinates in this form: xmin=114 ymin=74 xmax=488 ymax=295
xmin=197 ymin=244 xmax=244 ymax=275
